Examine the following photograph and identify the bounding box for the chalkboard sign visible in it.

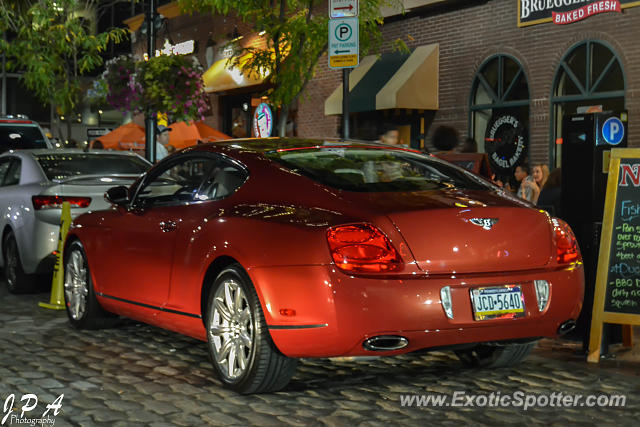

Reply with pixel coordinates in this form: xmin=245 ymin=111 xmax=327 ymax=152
xmin=588 ymin=148 xmax=640 ymax=363
xmin=603 ymin=167 xmax=640 ymax=314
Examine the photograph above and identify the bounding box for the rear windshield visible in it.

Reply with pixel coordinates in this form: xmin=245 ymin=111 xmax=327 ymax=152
xmin=35 ymin=153 xmax=150 ymax=181
xmin=0 ymin=124 xmax=48 ymax=152
xmin=266 ymin=147 xmax=492 ymax=192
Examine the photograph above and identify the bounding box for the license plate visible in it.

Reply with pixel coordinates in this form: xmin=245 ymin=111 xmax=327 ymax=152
xmin=471 ymin=285 xmax=525 ymax=321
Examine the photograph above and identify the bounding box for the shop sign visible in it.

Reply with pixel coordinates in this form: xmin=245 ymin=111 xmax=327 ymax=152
xmin=155 ymin=39 xmax=196 ymax=56
xmin=518 ymin=0 xmax=638 ymax=27
xmin=484 ymin=113 xmax=527 ymax=172
xmin=86 ymin=128 xmax=111 ymax=139
xmin=253 ymin=103 xmax=273 ymax=138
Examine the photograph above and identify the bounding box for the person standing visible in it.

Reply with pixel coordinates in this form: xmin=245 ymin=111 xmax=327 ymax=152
xmin=431 ymin=125 xmax=459 ymax=153
xmin=156 ymin=124 xmax=172 ymax=162
xmin=531 ymin=163 xmax=550 ymax=190
xmin=520 ymin=163 xmax=549 ymax=204
xmin=515 ymin=164 xmax=536 ymax=203
xmin=378 ymin=124 xmax=402 ymax=146
xmin=537 ymin=167 xmax=562 ymax=216
xmin=458 ymin=137 xmax=478 ymax=153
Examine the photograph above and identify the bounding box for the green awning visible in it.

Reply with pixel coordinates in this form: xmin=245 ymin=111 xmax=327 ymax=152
xmin=325 ymin=44 xmax=439 ymax=115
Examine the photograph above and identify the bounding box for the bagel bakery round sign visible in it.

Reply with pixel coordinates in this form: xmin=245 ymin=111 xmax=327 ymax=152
xmin=484 ymin=113 xmax=528 ymax=172
xmin=252 ymin=103 xmax=273 ymax=137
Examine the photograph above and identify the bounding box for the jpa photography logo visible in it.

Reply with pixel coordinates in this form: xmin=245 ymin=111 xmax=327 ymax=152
xmin=1 ymin=394 xmax=63 ymax=426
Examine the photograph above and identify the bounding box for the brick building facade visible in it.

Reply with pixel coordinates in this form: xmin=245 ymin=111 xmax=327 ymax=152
xmin=299 ymin=0 xmax=639 ymax=169
xmin=130 ymin=0 xmax=638 ymax=172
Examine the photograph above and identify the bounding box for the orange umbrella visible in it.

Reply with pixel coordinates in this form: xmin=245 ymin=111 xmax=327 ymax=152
xmin=92 ymin=122 xmax=145 ymax=151
xmin=168 ymin=121 xmax=231 ymax=149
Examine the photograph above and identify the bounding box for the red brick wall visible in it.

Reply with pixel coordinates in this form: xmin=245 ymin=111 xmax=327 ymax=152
xmin=298 ymin=0 xmax=640 ymax=164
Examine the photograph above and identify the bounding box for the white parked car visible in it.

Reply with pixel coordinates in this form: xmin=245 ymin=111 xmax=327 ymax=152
xmin=0 ymin=149 xmax=151 ymax=293
xmin=0 ymin=116 xmax=53 ymax=153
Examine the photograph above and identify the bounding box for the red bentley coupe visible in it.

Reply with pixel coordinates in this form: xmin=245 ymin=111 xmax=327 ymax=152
xmin=63 ymin=139 xmax=584 ymax=393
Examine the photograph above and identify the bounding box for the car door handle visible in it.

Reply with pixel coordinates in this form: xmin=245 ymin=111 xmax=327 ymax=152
xmin=159 ymin=220 xmax=177 ymax=232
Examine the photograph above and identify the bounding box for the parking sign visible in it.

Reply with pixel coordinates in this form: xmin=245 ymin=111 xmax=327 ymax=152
xmin=602 ymin=117 xmax=625 ymax=145
xmin=329 ymin=0 xmax=358 ymax=18
xmin=328 ymin=17 xmax=359 ymax=68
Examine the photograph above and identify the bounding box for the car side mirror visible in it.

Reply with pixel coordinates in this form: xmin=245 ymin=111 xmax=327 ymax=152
xmin=105 ymin=186 xmax=129 ymax=206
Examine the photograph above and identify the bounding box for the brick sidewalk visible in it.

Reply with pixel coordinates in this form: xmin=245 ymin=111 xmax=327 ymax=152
xmin=1 ymin=284 xmax=638 ymax=426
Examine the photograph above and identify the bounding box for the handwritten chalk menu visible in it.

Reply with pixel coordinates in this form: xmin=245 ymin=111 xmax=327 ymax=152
xmin=588 ymin=148 xmax=640 ymax=363
xmin=604 ymin=168 xmax=640 ymax=314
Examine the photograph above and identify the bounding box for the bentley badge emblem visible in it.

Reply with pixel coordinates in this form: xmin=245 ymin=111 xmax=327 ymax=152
xmin=470 ymin=218 xmax=499 ymax=230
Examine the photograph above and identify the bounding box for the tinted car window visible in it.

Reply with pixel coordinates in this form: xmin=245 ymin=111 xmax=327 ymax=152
xmin=35 ymin=153 xmax=150 ymax=181
xmin=266 ymin=147 xmax=492 ymax=192
xmin=196 ymin=163 xmax=247 ymax=201
xmin=0 ymin=124 xmax=48 ymax=152
xmin=0 ymin=159 xmax=11 ymax=185
xmin=136 ymin=156 xmax=246 ymax=207
xmin=3 ymin=159 xmax=21 ymax=186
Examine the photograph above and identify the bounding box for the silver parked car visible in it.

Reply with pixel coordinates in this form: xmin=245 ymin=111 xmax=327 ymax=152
xmin=0 ymin=149 xmax=151 ymax=293
xmin=0 ymin=116 xmax=53 ymax=153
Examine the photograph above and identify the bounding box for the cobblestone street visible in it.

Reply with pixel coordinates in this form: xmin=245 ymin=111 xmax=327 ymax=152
xmin=1 ymin=283 xmax=638 ymax=426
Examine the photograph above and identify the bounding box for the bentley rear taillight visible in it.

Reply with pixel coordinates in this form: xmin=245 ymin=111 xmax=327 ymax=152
xmin=32 ymin=195 xmax=91 ymax=210
xmin=552 ymin=218 xmax=580 ymax=264
xmin=327 ymin=224 xmax=402 ymax=273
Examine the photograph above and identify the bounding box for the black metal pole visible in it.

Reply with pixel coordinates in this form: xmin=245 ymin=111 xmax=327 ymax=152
xmin=342 ymin=68 xmax=350 ymax=140
xmin=1 ymin=32 xmax=6 ymax=116
xmin=144 ymin=0 xmax=157 ymax=162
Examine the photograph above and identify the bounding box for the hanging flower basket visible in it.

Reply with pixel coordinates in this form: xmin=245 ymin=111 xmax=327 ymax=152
xmin=100 ymin=54 xmax=209 ymax=122
xmin=100 ymin=55 xmax=142 ymax=114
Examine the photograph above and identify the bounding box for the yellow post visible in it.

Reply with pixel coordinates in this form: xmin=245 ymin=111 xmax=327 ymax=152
xmin=39 ymin=201 xmax=72 ymax=310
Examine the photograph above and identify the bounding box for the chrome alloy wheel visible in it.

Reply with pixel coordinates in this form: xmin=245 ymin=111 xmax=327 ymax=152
xmin=64 ymin=250 xmax=89 ymax=320
xmin=209 ymin=279 xmax=254 ymax=381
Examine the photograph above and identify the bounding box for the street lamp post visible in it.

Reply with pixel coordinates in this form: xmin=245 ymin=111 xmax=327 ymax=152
xmin=144 ymin=0 xmax=157 ymax=163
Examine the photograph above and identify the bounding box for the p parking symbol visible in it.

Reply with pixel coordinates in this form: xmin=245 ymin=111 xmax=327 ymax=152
xmin=335 ymin=23 xmax=352 ymax=41
xmin=602 ymin=117 xmax=625 ymax=145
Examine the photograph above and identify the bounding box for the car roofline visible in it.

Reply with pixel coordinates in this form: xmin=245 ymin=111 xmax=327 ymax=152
xmin=191 ymin=137 xmax=424 ymax=155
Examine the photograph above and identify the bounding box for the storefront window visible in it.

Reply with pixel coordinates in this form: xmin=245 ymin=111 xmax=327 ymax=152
xmin=221 ymin=94 xmax=252 ymax=138
xmin=469 ymin=55 xmax=530 ymax=178
xmin=551 ymin=40 xmax=625 ymax=168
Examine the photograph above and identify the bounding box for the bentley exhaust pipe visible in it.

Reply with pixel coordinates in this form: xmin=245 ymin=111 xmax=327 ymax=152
xmin=363 ymin=335 xmax=409 ymax=351
xmin=557 ymin=320 xmax=576 ymax=335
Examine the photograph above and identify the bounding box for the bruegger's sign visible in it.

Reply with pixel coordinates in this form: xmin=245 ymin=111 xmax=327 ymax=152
xmin=518 ymin=0 xmax=640 ymax=26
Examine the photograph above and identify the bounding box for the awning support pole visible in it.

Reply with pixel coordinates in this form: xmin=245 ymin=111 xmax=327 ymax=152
xmin=342 ymin=68 xmax=350 ymax=140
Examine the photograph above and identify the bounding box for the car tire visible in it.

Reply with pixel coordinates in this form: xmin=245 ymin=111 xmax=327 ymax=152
xmin=205 ymin=264 xmax=297 ymax=394
xmin=3 ymin=231 xmax=35 ymax=294
xmin=455 ymin=341 xmax=536 ymax=368
xmin=63 ymin=241 xmax=116 ymax=329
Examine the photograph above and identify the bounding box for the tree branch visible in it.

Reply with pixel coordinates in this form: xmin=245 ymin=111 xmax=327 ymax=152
xmin=289 ymin=42 xmax=327 ymax=106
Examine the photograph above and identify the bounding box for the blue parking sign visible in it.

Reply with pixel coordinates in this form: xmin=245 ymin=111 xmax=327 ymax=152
xmin=602 ymin=117 xmax=625 ymax=145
